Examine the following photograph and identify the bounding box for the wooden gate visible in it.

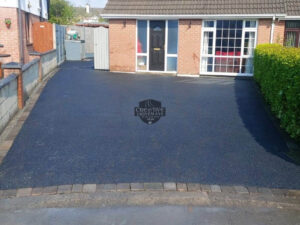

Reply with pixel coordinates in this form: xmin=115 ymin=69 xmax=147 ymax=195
xmin=94 ymin=27 xmax=109 ymax=70
xmin=32 ymin=22 xmax=53 ymax=53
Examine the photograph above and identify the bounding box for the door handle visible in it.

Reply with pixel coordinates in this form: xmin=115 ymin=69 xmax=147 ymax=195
xmin=154 ymin=48 xmax=161 ymax=51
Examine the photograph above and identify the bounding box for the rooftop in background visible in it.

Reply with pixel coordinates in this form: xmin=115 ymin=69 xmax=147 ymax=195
xmin=102 ymin=0 xmax=300 ymax=17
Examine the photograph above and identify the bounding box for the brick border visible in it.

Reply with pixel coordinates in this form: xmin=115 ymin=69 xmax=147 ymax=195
xmin=0 ymin=183 xmax=299 ymax=200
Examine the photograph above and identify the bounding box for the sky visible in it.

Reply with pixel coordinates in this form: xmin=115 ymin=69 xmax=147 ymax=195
xmin=68 ymin=0 xmax=108 ymax=8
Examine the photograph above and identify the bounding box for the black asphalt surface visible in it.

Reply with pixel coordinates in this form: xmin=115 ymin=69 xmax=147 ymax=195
xmin=0 ymin=61 xmax=299 ymax=189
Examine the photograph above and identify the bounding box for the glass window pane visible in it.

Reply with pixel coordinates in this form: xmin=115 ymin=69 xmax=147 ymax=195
xmin=204 ymin=21 xmax=214 ymax=27
xmin=167 ymin=20 xmax=178 ymax=54
xmin=203 ymin=31 xmax=213 ymax=54
xmin=167 ymin=57 xmax=177 ymax=71
xmin=201 ymin=57 xmax=213 ymax=72
xmin=137 ymin=20 xmax=147 ymax=53
xmin=137 ymin=56 xmax=147 ymax=70
xmin=285 ymin=31 xmax=297 ymax=47
xmin=241 ymin=58 xmax=253 ymax=74
xmin=286 ymin=21 xmax=300 ymax=29
xmin=245 ymin=21 xmax=256 ymax=28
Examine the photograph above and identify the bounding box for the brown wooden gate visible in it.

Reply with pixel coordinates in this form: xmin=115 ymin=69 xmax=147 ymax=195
xmin=32 ymin=22 xmax=54 ymax=53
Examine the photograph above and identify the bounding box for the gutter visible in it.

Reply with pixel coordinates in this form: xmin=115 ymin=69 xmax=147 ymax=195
xmin=17 ymin=0 xmax=24 ymax=64
xmin=101 ymin=13 xmax=287 ymax=20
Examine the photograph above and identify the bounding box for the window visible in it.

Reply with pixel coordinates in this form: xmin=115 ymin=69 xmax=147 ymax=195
xmin=137 ymin=20 xmax=148 ymax=70
xmin=166 ymin=20 xmax=178 ymax=72
xmin=201 ymin=20 xmax=257 ymax=75
xmin=285 ymin=21 xmax=300 ymax=48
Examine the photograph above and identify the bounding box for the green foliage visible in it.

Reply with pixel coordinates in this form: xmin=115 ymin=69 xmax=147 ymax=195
xmin=49 ymin=0 xmax=78 ymax=25
xmin=254 ymin=44 xmax=300 ymax=142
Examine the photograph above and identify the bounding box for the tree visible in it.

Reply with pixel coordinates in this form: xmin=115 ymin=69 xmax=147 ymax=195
xmin=49 ymin=0 xmax=78 ymax=25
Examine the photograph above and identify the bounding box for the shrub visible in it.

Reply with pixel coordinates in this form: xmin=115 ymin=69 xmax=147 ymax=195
xmin=254 ymin=44 xmax=300 ymax=142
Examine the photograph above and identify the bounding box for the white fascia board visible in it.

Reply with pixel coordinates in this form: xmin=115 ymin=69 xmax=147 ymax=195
xmin=101 ymin=14 xmax=287 ymax=20
xmin=281 ymin=16 xmax=300 ymax=20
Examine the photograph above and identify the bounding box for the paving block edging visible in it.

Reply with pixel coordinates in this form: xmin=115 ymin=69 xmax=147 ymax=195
xmin=0 ymin=183 xmax=300 ymax=200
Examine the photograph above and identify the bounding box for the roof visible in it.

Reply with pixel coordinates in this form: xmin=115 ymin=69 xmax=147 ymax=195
xmin=102 ymin=0 xmax=300 ymax=17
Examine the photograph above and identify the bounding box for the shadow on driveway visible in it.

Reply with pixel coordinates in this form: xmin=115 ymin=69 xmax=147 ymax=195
xmin=0 ymin=61 xmax=299 ymax=190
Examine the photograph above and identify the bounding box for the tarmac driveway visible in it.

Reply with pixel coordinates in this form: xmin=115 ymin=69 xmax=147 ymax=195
xmin=0 ymin=61 xmax=299 ymax=189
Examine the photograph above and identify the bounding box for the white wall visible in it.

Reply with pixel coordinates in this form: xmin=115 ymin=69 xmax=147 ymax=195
xmin=0 ymin=0 xmax=48 ymax=19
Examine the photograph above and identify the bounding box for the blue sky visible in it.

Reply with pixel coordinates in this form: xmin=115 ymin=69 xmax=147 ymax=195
xmin=68 ymin=0 xmax=108 ymax=8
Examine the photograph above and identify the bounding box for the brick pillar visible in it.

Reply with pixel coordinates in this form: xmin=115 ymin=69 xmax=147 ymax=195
xmin=38 ymin=57 xmax=42 ymax=82
xmin=273 ymin=20 xmax=285 ymax=45
xmin=178 ymin=20 xmax=202 ymax=75
xmin=17 ymin=69 xmax=24 ymax=109
xmin=257 ymin=19 xmax=272 ymax=45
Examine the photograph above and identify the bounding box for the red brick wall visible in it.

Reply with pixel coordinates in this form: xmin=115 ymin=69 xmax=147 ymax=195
xmin=178 ymin=20 xmax=202 ymax=75
xmin=0 ymin=8 xmax=19 ymax=63
xmin=257 ymin=19 xmax=272 ymax=45
xmin=109 ymin=19 xmax=136 ymax=72
xmin=0 ymin=8 xmax=40 ymax=64
xmin=273 ymin=20 xmax=285 ymax=45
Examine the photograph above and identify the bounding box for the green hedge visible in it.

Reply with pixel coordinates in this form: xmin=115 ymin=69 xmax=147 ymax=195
xmin=254 ymin=44 xmax=300 ymax=142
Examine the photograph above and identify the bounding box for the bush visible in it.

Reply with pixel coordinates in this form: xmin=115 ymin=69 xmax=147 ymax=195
xmin=254 ymin=44 xmax=300 ymax=142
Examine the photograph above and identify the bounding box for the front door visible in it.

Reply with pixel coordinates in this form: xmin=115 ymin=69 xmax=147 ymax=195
xmin=149 ymin=21 xmax=165 ymax=71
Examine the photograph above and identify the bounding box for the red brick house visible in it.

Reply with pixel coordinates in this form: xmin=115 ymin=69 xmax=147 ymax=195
xmin=101 ymin=0 xmax=300 ymax=76
xmin=0 ymin=0 xmax=49 ymax=65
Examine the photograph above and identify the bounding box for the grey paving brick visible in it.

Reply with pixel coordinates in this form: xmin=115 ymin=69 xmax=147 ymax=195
xmin=0 ymin=150 xmax=8 ymax=157
xmin=130 ymin=183 xmax=144 ymax=191
xmin=83 ymin=184 xmax=97 ymax=193
xmin=258 ymin=187 xmax=273 ymax=195
xmin=271 ymin=188 xmax=289 ymax=196
xmin=247 ymin=186 xmax=258 ymax=194
xmin=211 ymin=185 xmax=222 ymax=193
xmin=2 ymin=189 xmax=17 ymax=198
xmin=163 ymin=182 xmax=176 ymax=191
xmin=234 ymin=186 xmax=249 ymax=194
xmin=57 ymin=185 xmax=72 ymax=194
xmin=96 ymin=184 xmax=116 ymax=192
xmin=200 ymin=184 xmax=211 ymax=192
xmin=31 ymin=187 xmax=43 ymax=196
xmin=0 ymin=140 xmax=13 ymax=151
xmin=177 ymin=183 xmax=187 ymax=192
xmin=144 ymin=183 xmax=163 ymax=191
xmin=221 ymin=186 xmax=236 ymax=194
xmin=287 ymin=190 xmax=300 ymax=197
xmin=43 ymin=186 xmax=58 ymax=195
xmin=116 ymin=183 xmax=130 ymax=192
xmin=72 ymin=184 xmax=83 ymax=193
xmin=187 ymin=183 xmax=201 ymax=192
xmin=16 ymin=188 xmax=32 ymax=197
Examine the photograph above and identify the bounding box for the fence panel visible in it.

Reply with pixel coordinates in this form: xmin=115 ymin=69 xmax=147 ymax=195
xmin=55 ymin=24 xmax=66 ymax=65
xmin=94 ymin=27 xmax=109 ymax=70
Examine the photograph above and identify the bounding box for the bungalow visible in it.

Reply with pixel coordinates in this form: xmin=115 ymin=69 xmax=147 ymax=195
xmin=101 ymin=0 xmax=300 ymax=76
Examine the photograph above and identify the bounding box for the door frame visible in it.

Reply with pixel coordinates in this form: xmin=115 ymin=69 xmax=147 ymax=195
xmin=136 ymin=20 xmax=178 ymax=73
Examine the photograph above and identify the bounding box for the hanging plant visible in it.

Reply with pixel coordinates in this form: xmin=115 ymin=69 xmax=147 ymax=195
xmin=5 ymin=18 xmax=11 ymax=28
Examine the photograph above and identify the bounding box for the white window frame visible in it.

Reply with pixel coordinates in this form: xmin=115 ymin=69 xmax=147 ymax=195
xmin=200 ymin=19 xmax=258 ymax=76
xmin=136 ymin=20 xmax=179 ymax=73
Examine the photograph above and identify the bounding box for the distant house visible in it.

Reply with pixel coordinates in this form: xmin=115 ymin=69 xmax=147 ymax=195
xmin=101 ymin=0 xmax=300 ymax=76
xmin=0 ymin=0 xmax=49 ymax=64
